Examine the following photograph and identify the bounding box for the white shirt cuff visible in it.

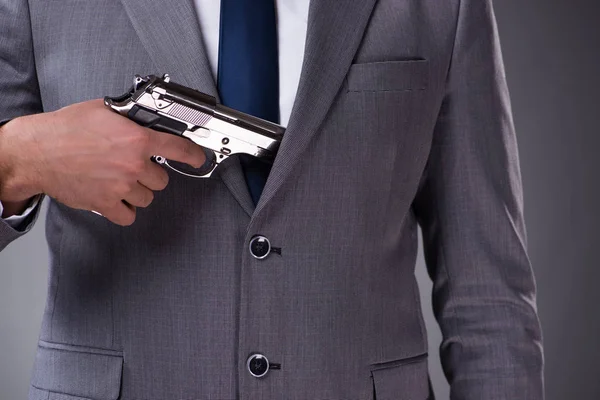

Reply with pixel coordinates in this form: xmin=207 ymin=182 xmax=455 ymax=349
xmin=0 ymin=195 xmax=42 ymax=229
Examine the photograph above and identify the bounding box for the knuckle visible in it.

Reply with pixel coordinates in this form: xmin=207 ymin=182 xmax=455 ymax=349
xmin=114 ymin=181 xmax=131 ymax=197
xmin=122 ymin=212 xmax=136 ymax=226
xmin=128 ymin=159 xmax=145 ymax=176
xmin=179 ymin=138 xmax=191 ymax=153
xmin=114 ymin=218 xmax=129 ymax=227
xmin=141 ymin=191 xmax=154 ymax=208
xmin=108 ymin=198 xmax=124 ymax=210
xmin=181 ymin=141 xmax=194 ymax=159
xmin=114 ymin=208 xmax=135 ymax=226
xmin=157 ymin=171 xmax=169 ymax=190
xmin=125 ymin=129 xmax=151 ymax=154
xmin=131 ymin=128 xmax=151 ymax=146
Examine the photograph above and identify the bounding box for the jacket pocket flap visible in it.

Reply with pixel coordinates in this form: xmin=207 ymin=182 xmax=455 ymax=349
xmin=371 ymin=353 xmax=430 ymax=400
xmin=31 ymin=341 xmax=123 ymax=400
xmin=347 ymin=59 xmax=429 ymax=92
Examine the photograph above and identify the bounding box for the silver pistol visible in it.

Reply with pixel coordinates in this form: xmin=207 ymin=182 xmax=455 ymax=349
xmin=104 ymin=74 xmax=284 ymax=178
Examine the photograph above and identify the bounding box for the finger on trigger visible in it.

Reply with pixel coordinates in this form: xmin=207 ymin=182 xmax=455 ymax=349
xmin=147 ymin=130 xmax=205 ymax=168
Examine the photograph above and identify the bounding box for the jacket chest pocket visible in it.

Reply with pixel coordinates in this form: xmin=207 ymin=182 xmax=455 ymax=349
xmin=340 ymin=58 xmax=431 ymax=130
xmin=345 ymin=59 xmax=429 ymax=93
xmin=370 ymin=352 xmax=433 ymax=400
xmin=329 ymin=58 xmax=433 ymax=181
xmin=29 ymin=340 xmax=123 ymax=400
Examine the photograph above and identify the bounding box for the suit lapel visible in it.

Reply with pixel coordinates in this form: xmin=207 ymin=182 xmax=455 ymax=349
xmin=218 ymin=157 xmax=256 ymax=217
xmin=120 ymin=0 xmax=255 ymax=217
xmin=253 ymin=0 xmax=378 ymax=218
xmin=120 ymin=0 xmax=217 ymax=95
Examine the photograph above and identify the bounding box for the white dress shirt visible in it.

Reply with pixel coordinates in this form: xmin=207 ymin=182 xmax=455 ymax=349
xmin=0 ymin=0 xmax=310 ymax=229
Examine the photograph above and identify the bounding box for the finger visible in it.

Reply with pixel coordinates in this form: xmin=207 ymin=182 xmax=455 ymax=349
xmin=122 ymin=182 xmax=154 ymax=208
xmin=146 ymin=130 xmax=206 ymax=168
xmin=138 ymin=160 xmax=170 ymax=191
xmin=101 ymin=201 xmax=136 ymax=226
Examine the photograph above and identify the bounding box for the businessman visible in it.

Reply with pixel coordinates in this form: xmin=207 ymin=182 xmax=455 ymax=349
xmin=0 ymin=0 xmax=544 ymax=399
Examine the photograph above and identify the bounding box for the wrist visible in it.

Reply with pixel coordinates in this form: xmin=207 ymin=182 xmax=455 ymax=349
xmin=0 ymin=116 xmax=43 ymax=202
xmin=1 ymin=198 xmax=36 ymax=218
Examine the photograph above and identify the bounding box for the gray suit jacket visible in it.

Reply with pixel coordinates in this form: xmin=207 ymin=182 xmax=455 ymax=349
xmin=0 ymin=0 xmax=544 ymax=399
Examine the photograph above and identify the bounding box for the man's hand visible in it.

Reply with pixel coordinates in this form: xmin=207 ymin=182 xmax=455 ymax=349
xmin=0 ymin=99 xmax=206 ymax=226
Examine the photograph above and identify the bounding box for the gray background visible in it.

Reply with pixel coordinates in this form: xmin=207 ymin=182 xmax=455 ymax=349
xmin=1 ymin=0 xmax=599 ymax=398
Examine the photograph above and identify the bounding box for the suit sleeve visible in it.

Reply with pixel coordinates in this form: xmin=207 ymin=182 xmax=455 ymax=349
xmin=412 ymin=0 xmax=544 ymax=398
xmin=1 ymin=195 xmax=43 ymax=228
xmin=0 ymin=0 xmax=44 ymax=251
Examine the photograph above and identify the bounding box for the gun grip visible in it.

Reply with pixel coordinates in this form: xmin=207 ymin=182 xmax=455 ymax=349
xmin=128 ymin=105 xmax=187 ymax=136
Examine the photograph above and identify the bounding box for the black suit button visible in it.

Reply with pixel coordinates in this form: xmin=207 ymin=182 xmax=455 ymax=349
xmin=247 ymin=353 xmax=270 ymax=378
xmin=249 ymin=235 xmax=271 ymax=259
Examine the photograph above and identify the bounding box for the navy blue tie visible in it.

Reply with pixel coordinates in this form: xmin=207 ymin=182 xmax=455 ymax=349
xmin=217 ymin=0 xmax=279 ymax=206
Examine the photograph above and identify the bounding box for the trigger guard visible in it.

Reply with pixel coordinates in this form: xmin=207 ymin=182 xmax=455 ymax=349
xmin=198 ymin=148 xmax=217 ymax=175
xmin=152 ymin=148 xmax=218 ymax=178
